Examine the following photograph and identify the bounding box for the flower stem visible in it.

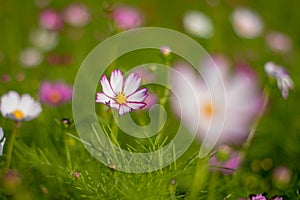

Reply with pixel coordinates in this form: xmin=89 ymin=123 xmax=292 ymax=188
xmin=190 ymin=156 xmax=209 ymax=198
xmin=244 ymin=85 xmax=271 ymax=149
xmin=4 ymin=121 xmax=21 ymax=171
xmin=64 ymin=131 xmax=72 ymax=171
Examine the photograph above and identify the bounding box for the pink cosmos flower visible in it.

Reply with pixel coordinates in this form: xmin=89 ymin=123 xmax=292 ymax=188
xmin=39 ymin=9 xmax=63 ymax=30
xmin=63 ymin=3 xmax=90 ymax=27
xmin=266 ymin=31 xmax=292 ymax=54
xmin=39 ymin=81 xmax=73 ymax=106
xmin=96 ymin=70 xmax=148 ymax=115
xmin=171 ymin=60 xmax=262 ymax=146
xmin=111 ymin=6 xmax=143 ymax=30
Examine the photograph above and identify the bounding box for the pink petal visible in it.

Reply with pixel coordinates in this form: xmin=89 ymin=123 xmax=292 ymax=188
xmin=100 ymin=75 xmax=115 ymax=98
xmin=127 ymin=88 xmax=148 ymax=102
xmin=123 ymin=73 xmax=141 ymax=96
xmin=110 ymin=70 xmax=123 ymax=94
xmin=118 ymin=104 xmax=131 ymax=115
xmin=126 ymin=102 xmax=146 ymax=110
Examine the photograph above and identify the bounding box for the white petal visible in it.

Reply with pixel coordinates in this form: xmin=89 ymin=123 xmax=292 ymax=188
xmin=18 ymin=94 xmax=42 ymax=120
xmin=126 ymin=102 xmax=146 ymax=110
xmin=100 ymin=75 xmax=115 ymax=98
xmin=123 ymin=73 xmax=141 ymax=96
xmin=110 ymin=70 xmax=123 ymax=94
xmin=118 ymin=105 xmax=131 ymax=115
xmin=0 ymin=127 xmax=3 ymax=140
xmin=0 ymin=91 xmax=20 ymax=116
xmin=111 ymin=101 xmax=120 ymax=109
xmin=0 ymin=137 xmax=6 ymax=156
xmin=96 ymin=93 xmax=111 ymax=104
xmin=127 ymin=88 xmax=148 ymax=102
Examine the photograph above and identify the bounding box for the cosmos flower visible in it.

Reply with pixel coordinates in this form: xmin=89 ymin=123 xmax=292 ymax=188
xmin=171 ymin=60 xmax=262 ymax=146
xmin=39 ymin=9 xmax=63 ymax=30
xmin=29 ymin=28 xmax=58 ymax=52
xmin=209 ymin=145 xmax=242 ymax=174
xmin=183 ymin=11 xmax=214 ymax=38
xmin=0 ymin=91 xmax=42 ymax=121
xmin=111 ymin=6 xmax=143 ymax=30
xmin=272 ymin=166 xmax=292 ymax=185
xmin=96 ymin=70 xmax=148 ymax=115
xmin=266 ymin=31 xmax=292 ymax=54
xmin=19 ymin=47 xmax=43 ymax=68
xmin=39 ymin=81 xmax=73 ymax=106
xmin=0 ymin=127 xmax=6 ymax=156
xmin=231 ymin=7 xmax=263 ymax=39
xmin=62 ymin=3 xmax=90 ymax=27
xmin=160 ymin=45 xmax=171 ymax=57
xmin=264 ymin=62 xmax=294 ymax=99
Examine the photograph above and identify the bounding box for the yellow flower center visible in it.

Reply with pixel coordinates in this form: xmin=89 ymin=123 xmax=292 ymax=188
xmin=13 ymin=110 xmax=25 ymax=120
xmin=202 ymin=101 xmax=214 ymax=119
xmin=50 ymin=91 xmax=62 ymax=103
xmin=115 ymin=93 xmax=127 ymax=105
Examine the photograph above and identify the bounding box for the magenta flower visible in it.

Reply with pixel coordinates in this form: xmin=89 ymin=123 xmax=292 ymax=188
xmin=39 ymin=9 xmax=63 ymax=30
xmin=39 ymin=81 xmax=72 ymax=106
xmin=111 ymin=6 xmax=143 ymax=30
xmin=63 ymin=3 xmax=90 ymax=27
xmin=96 ymin=70 xmax=148 ymax=115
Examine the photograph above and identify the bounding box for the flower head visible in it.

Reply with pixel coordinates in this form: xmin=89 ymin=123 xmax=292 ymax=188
xmin=183 ymin=11 xmax=214 ymax=38
xmin=39 ymin=81 xmax=73 ymax=106
xmin=29 ymin=28 xmax=58 ymax=52
xmin=266 ymin=31 xmax=292 ymax=54
xmin=171 ymin=60 xmax=262 ymax=146
xmin=39 ymin=9 xmax=63 ymax=30
xmin=0 ymin=127 xmax=6 ymax=156
xmin=231 ymin=7 xmax=263 ymax=39
xmin=264 ymin=62 xmax=294 ymax=99
xmin=19 ymin=47 xmax=43 ymax=68
xmin=111 ymin=6 xmax=143 ymax=30
xmin=96 ymin=70 xmax=148 ymax=115
xmin=0 ymin=91 xmax=42 ymax=121
xmin=63 ymin=3 xmax=90 ymax=27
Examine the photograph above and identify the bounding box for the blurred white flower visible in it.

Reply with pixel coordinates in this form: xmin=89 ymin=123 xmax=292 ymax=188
xmin=171 ymin=60 xmax=262 ymax=146
xmin=63 ymin=3 xmax=90 ymax=27
xmin=266 ymin=31 xmax=292 ymax=54
xmin=231 ymin=7 xmax=263 ymax=39
xmin=183 ymin=11 xmax=214 ymax=38
xmin=264 ymin=62 xmax=294 ymax=99
xmin=19 ymin=47 xmax=43 ymax=68
xmin=0 ymin=91 xmax=42 ymax=121
xmin=29 ymin=29 xmax=58 ymax=51
xmin=0 ymin=127 xmax=6 ymax=156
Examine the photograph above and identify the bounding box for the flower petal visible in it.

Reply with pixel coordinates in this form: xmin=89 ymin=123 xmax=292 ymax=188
xmin=19 ymin=94 xmax=42 ymax=120
xmin=100 ymin=75 xmax=115 ymax=98
xmin=0 ymin=127 xmax=3 ymax=140
xmin=110 ymin=70 xmax=123 ymax=94
xmin=123 ymin=73 xmax=141 ymax=96
xmin=0 ymin=91 xmax=20 ymax=117
xmin=118 ymin=104 xmax=131 ymax=115
xmin=127 ymin=88 xmax=148 ymax=102
xmin=96 ymin=92 xmax=111 ymax=104
xmin=126 ymin=102 xmax=146 ymax=110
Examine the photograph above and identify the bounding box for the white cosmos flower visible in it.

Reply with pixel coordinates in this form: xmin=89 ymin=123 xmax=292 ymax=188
xmin=96 ymin=70 xmax=148 ymax=115
xmin=183 ymin=11 xmax=214 ymax=39
xmin=29 ymin=28 xmax=58 ymax=52
xmin=19 ymin=47 xmax=43 ymax=68
xmin=231 ymin=7 xmax=263 ymax=39
xmin=0 ymin=91 xmax=42 ymax=121
xmin=171 ymin=61 xmax=262 ymax=146
xmin=0 ymin=127 xmax=6 ymax=156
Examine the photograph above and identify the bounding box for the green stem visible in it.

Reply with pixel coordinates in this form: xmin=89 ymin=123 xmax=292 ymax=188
xmin=243 ymin=85 xmax=271 ymax=149
xmin=190 ymin=156 xmax=209 ymax=198
xmin=4 ymin=121 xmax=21 ymax=171
xmin=64 ymin=131 xmax=72 ymax=171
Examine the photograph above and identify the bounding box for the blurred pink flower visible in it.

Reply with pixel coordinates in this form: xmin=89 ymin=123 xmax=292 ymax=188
xmin=63 ymin=3 xmax=90 ymax=27
xmin=39 ymin=9 xmax=63 ymax=30
xmin=209 ymin=145 xmax=242 ymax=174
xmin=266 ymin=31 xmax=292 ymax=54
xmin=39 ymin=81 xmax=72 ymax=106
xmin=171 ymin=59 xmax=262 ymax=146
xmin=132 ymin=68 xmax=154 ymax=84
xmin=111 ymin=6 xmax=143 ymax=30
xmin=46 ymin=53 xmax=74 ymax=66
xmin=231 ymin=7 xmax=263 ymax=39
xmin=143 ymin=93 xmax=157 ymax=110
xmin=272 ymin=166 xmax=292 ymax=185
